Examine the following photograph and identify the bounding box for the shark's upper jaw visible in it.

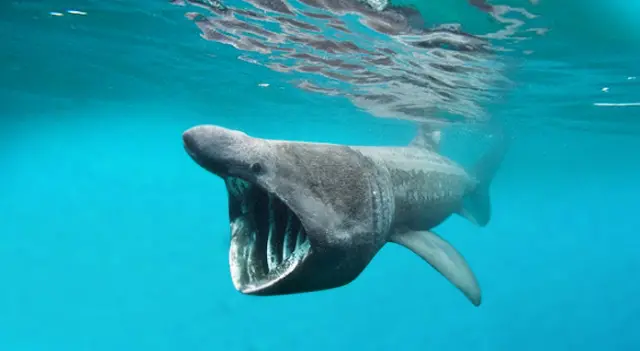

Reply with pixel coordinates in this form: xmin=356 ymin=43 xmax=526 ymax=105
xmin=225 ymin=176 xmax=312 ymax=294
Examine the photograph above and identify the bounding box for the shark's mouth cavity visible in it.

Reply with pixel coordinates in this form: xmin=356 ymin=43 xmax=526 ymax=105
xmin=225 ymin=176 xmax=311 ymax=293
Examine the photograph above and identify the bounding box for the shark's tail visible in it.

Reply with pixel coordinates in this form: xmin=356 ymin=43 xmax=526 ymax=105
xmin=459 ymin=131 xmax=508 ymax=227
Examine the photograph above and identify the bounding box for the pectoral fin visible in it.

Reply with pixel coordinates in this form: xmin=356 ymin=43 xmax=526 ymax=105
xmin=390 ymin=230 xmax=481 ymax=306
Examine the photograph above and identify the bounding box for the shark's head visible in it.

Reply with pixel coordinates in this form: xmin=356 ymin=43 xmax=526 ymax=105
xmin=183 ymin=125 xmax=394 ymax=296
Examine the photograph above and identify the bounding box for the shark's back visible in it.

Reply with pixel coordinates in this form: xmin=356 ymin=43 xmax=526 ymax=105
xmin=353 ymin=146 xmax=476 ymax=231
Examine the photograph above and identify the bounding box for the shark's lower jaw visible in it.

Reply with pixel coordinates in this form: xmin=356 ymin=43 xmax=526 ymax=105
xmin=225 ymin=177 xmax=311 ymax=294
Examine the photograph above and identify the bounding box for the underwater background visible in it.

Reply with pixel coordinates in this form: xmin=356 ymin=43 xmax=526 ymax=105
xmin=1 ymin=0 xmax=639 ymax=350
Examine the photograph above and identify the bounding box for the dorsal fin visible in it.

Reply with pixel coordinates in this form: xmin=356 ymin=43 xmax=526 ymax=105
xmin=409 ymin=123 xmax=441 ymax=151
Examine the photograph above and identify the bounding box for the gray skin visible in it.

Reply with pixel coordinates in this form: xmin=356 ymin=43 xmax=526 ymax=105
xmin=183 ymin=124 xmax=506 ymax=306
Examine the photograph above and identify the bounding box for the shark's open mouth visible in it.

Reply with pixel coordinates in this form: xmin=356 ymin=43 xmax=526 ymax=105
xmin=225 ymin=176 xmax=311 ymax=293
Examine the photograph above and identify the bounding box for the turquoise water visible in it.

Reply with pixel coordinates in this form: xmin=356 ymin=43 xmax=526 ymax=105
xmin=1 ymin=0 xmax=639 ymax=350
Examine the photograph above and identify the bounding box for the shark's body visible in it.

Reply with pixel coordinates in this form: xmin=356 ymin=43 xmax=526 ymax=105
xmin=183 ymin=124 xmax=506 ymax=306
xmin=355 ymin=144 xmax=481 ymax=231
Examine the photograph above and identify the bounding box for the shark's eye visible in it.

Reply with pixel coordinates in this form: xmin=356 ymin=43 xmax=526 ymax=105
xmin=250 ymin=162 xmax=263 ymax=174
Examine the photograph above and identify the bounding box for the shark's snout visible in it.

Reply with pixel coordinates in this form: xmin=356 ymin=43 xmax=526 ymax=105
xmin=183 ymin=125 xmax=250 ymax=152
xmin=182 ymin=129 xmax=199 ymax=157
xmin=182 ymin=125 xmax=250 ymax=175
xmin=182 ymin=125 xmax=216 ymax=158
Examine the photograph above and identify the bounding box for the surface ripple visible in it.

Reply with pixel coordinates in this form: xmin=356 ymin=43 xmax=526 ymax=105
xmin=173 ymin=0 xmax=545 ymax=124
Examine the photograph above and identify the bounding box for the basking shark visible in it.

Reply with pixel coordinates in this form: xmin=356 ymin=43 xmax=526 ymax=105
xmin=183 ymin=123 xmax=506 ymax=306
